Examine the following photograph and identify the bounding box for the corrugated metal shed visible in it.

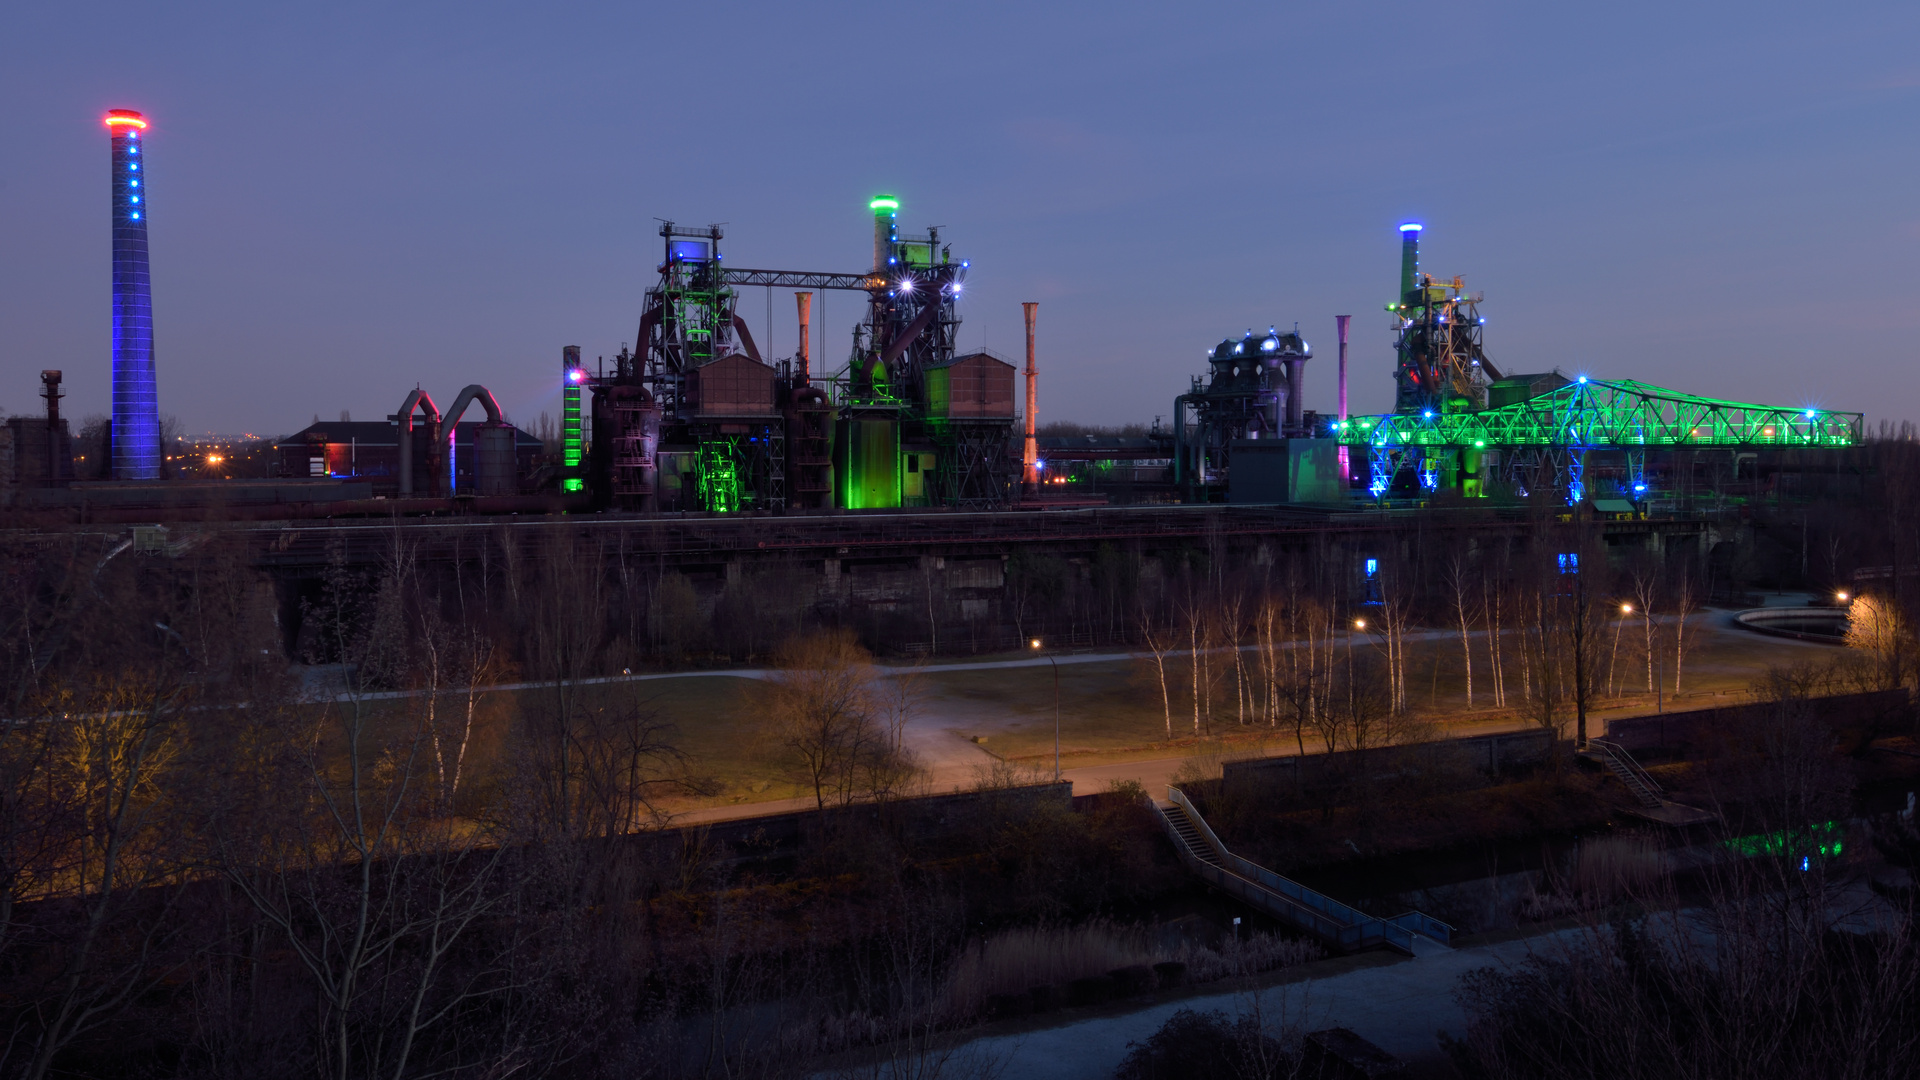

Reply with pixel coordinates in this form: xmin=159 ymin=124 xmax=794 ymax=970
xmin=923 ymin=351 xmax=1015 ymax=419
xmin=690 ymin=354 xmax=776 ymax=416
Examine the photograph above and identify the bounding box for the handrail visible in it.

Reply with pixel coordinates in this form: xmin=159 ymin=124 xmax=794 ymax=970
xmin=1162 ymin=787 xmax=1450 ymax=952
xmin=1153 ymin=804 xmax=1357 ymax=944
xmin=1169 ymin=787 xmax=1375 ymax=928
xmin=1590 ymin=739 xmax=1664 ymax=796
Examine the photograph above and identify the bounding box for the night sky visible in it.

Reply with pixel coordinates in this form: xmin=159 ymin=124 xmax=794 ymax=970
xmin=3 ymin=2 xmax=1916 ymax=437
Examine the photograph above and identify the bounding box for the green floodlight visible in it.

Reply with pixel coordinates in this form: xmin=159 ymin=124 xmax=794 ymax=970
xmin=869 ymin=196 xmax=900 ymax=212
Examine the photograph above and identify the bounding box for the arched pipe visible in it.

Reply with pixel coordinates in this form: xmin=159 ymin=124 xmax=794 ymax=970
xmin=395 ymin=388 xmax=441 ymax=496
xmin=443 ymin=385 xmax=505 ymax=492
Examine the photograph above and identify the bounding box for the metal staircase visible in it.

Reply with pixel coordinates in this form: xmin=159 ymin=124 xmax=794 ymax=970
xmin=1154 ymin=787 xmax=1450 ymax=956
xmin=1588 ymin=739 xmax=1664 ymax=810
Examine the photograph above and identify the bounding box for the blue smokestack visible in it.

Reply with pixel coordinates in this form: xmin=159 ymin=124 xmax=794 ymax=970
xmin=107 ymin=109 xmax=159 ymax=480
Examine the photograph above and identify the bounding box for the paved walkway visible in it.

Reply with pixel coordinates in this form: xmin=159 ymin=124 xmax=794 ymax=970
xmin=961 ymin=926 xmax=1581 ymax=1078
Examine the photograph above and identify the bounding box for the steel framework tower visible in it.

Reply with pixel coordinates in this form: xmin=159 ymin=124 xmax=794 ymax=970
xmin=106 ymin=109 xmax=160 ymax=480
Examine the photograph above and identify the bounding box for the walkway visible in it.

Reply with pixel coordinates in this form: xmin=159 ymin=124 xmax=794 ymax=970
xmin=961 ymin=925 xmax=1581 ymax=1077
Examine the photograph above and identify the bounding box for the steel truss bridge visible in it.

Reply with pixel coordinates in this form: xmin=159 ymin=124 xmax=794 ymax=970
xmin=1333 ymin=377 xmax=1863 ymax=502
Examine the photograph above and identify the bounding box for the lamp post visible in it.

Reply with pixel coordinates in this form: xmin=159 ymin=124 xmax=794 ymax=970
xmin=1610 ymin=603 xmax=1631 ymax=697
xmin=1349 ymin=618 xmax=1366 ymax=719
xmin=1031 ymin=638 xmax=1060 ymax=782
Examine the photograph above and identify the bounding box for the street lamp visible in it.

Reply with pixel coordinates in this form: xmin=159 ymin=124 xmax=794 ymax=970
xmin=1031 ymin=638 xmax=1061 ymax=783
xmin=1348 ymin=619 xmax=1367 ymax=714
xmin=1609 ymin=603 xmax=1633 ymax=698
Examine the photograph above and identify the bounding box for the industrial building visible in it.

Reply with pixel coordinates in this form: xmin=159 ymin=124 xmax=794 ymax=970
xmin=0 ymin=372 xmax=74 ymax=490
xmin=1333 ymin=223 xmax=1862 ymax=507
xmin=273 ymin=408 xmax=543 ymax=497
xmin=1150 ymin=223 xmax=1864 ymax=511
xmin=569 ymin=198 xmax=1019 ymax=513
xmin=12 ymin=111 xmax=1870 ymax=526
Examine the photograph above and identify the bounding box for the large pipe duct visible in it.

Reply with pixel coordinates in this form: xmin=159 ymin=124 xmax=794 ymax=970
xmin=730 ymin=315 xmax=764 ymax=363
xmin=443 ymin=384 xmax=512 ymax=495
xmin=879 ymin=299 xmax=942 ymax=367
xmin=394 ymin=388 xmax=441 ymax=496
xmin=871 ymin=195 xmax=898 ymax=272
xmin=1023 ymin=302 xmax=1039 ymax=493
xmin=795 ymin=291 xmax=813 ymax=385
xmin=1284 ymin=359 xmax=1306 ymax=432
xmin=1398 ymin=223 xmax=1422 ymax=301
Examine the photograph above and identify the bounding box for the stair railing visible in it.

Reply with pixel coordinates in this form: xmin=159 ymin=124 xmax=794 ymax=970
xmin=1590 ymin=739 xmax=1664 ymax=800
xmin=1160 ymin=787 xmax=1451 ymax=952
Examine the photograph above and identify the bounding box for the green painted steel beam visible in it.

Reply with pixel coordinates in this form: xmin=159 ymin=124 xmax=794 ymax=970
xmin=1333 ymin=378 xmax=1861 ymax=451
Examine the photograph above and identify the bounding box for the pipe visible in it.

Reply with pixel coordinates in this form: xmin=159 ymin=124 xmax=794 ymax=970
xmin=730 ymin=315 xmax=764 ymax=363
xmin=394 ymin=388 xmax=441 ymax=496
xmin=795 ymin=291 xmax=812 ymax=385
xmin=878 ymin=298 xmax=941 ymax=366
xmin=1284 ymin=354 xmax=1307 ymax=433
xmin=442 ymin=385 xmax=506 ymax=493
xmin=1023 ymin=302 xmax=1039 ymax=492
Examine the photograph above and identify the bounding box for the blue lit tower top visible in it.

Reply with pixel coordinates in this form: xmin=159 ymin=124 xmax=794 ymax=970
xmin=106 ymin=109 xmax=160 ymax=480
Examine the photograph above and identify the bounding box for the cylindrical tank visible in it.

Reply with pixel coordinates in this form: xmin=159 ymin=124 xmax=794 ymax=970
xmin=474 ymin=423 xmax=515 ymax=496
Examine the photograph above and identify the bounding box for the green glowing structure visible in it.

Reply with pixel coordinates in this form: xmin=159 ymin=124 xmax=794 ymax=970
xmin=1723 ymin=820 xmax=1844 ymax=861
xmin=1328 ymin=224 xmax=1866 ymax=505
xmin=696 ymin=436 xmax=743 ymax=513
xmin=1335 ymin=378 xmax=1860 ymax=452
xmin=562 ymin=346 xmax=584 ymax=493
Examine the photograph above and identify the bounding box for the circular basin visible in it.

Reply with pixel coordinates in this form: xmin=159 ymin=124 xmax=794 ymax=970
xmin=1734 ymin=607 xmax=1849 ymax=643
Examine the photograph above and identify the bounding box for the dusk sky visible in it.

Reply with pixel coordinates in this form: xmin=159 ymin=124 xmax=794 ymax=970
xmin=3 ymin=1 xmax=1916 ymax=437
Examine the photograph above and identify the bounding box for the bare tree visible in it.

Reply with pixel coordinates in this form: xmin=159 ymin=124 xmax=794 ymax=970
xmin=763 ymin=630 xmax=920 ymax=813
xmin=1138 ymin=602 xmax=1176 ymax=739
xmin=1448 ymin=550 xmax=1477 ymax=709
xmin=17 ymin=676 xmax=189 ymax=1080
xmin=1672 ymin=566 xmax=1700 ymax=697
xmin=212 ymin=549 xmax=514 ymax=1080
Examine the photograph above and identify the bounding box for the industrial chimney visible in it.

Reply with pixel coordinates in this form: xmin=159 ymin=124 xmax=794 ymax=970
xmin=794 ymin=291 xmax=813 ymax=386
xmin=1398 ymin=222 xmax=1422 ymax=304
xmin=1022 ymin=302 xmax=1039 ymax=494
xmin=106 ymin=109 xmax=160 ymax=480
xmin=870 ymin=195 xmax=899 ymax=273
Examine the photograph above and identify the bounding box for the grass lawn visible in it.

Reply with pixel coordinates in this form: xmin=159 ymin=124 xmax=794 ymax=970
xmin=336 ymin=616 xmax=1850 ymax=815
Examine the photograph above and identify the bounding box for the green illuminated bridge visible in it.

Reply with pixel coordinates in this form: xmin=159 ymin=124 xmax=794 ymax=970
xmin=1334 ymin=378 xmax=1861 ymax=452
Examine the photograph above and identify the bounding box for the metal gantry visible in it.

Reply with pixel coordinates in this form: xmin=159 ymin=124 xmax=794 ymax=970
xmin=1336 ymin=378 xmax=1861 ymax=452
xmin=1337 ymin=376 xmax=1862 ymax=503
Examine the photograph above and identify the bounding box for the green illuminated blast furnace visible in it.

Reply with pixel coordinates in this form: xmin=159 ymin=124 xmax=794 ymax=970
xmin=561 ymin=345 xmax=584 ymax=492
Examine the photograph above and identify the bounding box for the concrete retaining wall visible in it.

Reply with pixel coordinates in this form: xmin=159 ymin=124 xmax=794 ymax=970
xmin=1605 ymin=688 xmax=1908 ymax=757
xmin=1221 ymin=728 xmax=1555 ymax=794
